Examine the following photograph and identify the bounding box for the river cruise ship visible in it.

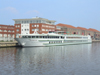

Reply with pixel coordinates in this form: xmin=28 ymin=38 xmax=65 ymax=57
xmin=15 ymin=31 xmax=92 ymax=47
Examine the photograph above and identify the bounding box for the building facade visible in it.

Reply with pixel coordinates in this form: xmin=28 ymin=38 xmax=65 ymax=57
xmin=56 ymin=23 xmax=82 ymax=35
xmin=0 ymin=24 xmax=15 ymax=41
xmin=88 ymin=28 xmax=100 ymax=40
xmin=13 ymin=17 xmax=56 ymax=38
xmin=1 ymin=18 xmax=100 ymax=40
xmin=56 ymin=23 xmax=100 ymax=40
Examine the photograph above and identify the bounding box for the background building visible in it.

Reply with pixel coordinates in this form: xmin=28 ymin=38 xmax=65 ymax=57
xmin=0 ymin=24 xmax=15 ymax=41
xmin=56 ymin=23 xmax=100 ymax=40
xmin=56 ymin=23 xmax=81 ymax=35
xmin=13 ymin=17 xmax=56 ymax=38
xmin=88 ymin=28 xmax=100 ymax=40
xmin=0 ymin=18 xmax=100 ymax=41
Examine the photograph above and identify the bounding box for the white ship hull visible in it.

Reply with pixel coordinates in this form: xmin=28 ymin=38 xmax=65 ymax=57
xmin=15 ymin=31 xmax=92 ymax=47
xmin=15 ymin=38 xmax=92 ymax=47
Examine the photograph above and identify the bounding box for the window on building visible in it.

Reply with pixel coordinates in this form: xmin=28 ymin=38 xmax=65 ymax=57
xmin=35 ymin=25 xmax=36 ymax=27
xmin=32 ymin=25 xmax=34 ymax=27
xmin=8 ymin=30 xmax=11 ymax=32
xmin=56 ymin=26 xmax=61 ymax=29
xmin=26 ymin=21 xmax=29 ymax=23
xmin=24 ymin=21 xmax=26 ymax=23
xmin=46 ymin=29 xmax=48 ymax=31
xmin=12 ymin=31 xmax=14 ymax=32
xmin=33 ymin=20 xmax=35 ymax=23
xmin=37 ymin=25 xmax=39 ymax=27
xmin=8 ymin=34 xmax=11 ymax=37
xmin=4 ymin=34 xmax=7 ymax=37
xmin=15 ymin=21 xmax=17 ymax=24
xmin=0 ymin=30 xmax=2 ymax=32
xmin=18 ymin=21 xmax=21 ymax=24
xmin=18 ymin=25 xmax=20 ymax=27
xmin=0 ymin=34 xmax=2 ymax=37
xmin=30 ymin=20 xmax=32 ymax=23
xmin=22 ymin=21 xmax=23 ymax=23
xmin=16 ymin=25 xmax=17 ymax=27
xmin=32 ymin=29 xmax=35 ymax=31
xmin=4 ymin=30 xmax=7 ymax=32
xmin=36 ymin=20 xmax=38 ymax=23
xmin=42 ymin=29 xmax=45 ymax=31
xmin=17 ymin=29 xmax=19 ymax=32
xmin=38 ymin=20 xmax=41 ymax=23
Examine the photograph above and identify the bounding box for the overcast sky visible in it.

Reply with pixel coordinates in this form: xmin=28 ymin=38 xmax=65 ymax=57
xmin=0 ymin=0 xmax=100 ymax=31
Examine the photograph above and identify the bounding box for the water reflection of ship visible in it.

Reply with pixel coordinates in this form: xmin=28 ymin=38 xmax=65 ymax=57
xmin=15 ymin=44 xmax=92 ymax=74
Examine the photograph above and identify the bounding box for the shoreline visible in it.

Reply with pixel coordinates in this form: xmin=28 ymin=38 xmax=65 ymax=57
xmin=0 ymin=41 xmax=20 ymax=48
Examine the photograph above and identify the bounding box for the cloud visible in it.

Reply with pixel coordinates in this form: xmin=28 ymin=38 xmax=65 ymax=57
xmin=25 ymin=10 xmax=39 ymax=14
xmin=4 ymin=7 xmax=18 ymax=14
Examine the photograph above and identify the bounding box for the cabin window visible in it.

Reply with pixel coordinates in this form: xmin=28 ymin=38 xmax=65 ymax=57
xmin=22 ymin=36 xmax=27 ymax=38
xmin=52 ymin=36 xmax=54 ymax=38
xmin=28 ymin=36 xmax=31 ymax=38
xmin=52 ymin=36 xmax=55 ymax=38
xmin=36 ymin=36 xmax=38 ymax=38
xmin=49 ymin=36 xmax=52 ymax=38
xmin=61 ymin=36 xmax=64 ymax=39
xmin=22 ymin=36 xmax=25 ymax=38
xmin=45 ymin=36 xmax=47 ymax=38
xmin=47 ymin=36 xmax=49 ymax=38
xmin=43 ymin=36 xmax=47 ymax=38
xmin=53 ymin=36 xmax=55 ymax=38
xmin=40 ymin=36 xmax=42 ymax=38
xmin=32 ymin=25 xmax=34 ymax=27
xmin=32 ymin=36 xmax=35 ymax=38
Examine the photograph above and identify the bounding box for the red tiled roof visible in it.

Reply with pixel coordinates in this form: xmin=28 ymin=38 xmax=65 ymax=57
xmin=56 ymin=23 xmax=76 ymax=29
xmin=88 ymin=28 xmax=100 ymax=32
xmin=77 ymin=27 xmax=88 ymax=30
xmin=56 ymin=23 xmax=100 ymax=32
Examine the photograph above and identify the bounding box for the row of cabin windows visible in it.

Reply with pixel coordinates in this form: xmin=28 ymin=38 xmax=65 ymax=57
xmin=67 ymin=37 xmax=88 ymax=39
xmin=22 ymin=36 xmax=64 ymax=39
xmin=49 ymin=41 xmax=62 ymax=44
xmin=22 ymin=36 xmax=87 ymax=39
xmin=49 ymin=40 xmax=88 ymax=44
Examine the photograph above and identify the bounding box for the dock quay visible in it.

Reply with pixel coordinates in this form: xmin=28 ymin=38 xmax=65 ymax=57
xmin=92 ymin=40 xmax=100 ymax=42
xmin=0 ymin=41 xmax=19 ymax=47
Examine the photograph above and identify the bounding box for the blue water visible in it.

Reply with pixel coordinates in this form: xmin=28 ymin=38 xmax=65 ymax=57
xmin=0 ymin=42 xmax=100 ymax=75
